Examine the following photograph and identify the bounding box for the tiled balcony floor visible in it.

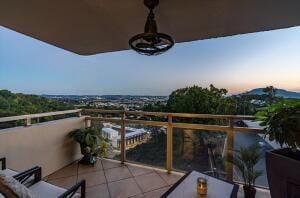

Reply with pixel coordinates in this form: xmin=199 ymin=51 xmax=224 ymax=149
xmin=45 ymin=158 xmax=183 ymax=198
xmin=44 ymin=158 xmax=270 ymax=198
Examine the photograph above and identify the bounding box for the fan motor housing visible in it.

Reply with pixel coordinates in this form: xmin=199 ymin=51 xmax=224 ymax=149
xmin=144 ymin=0 xmax=159 ymax=10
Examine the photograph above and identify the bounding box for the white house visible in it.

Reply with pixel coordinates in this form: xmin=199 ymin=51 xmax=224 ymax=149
xmin=102 ymin=123 xmax=149 ymax=148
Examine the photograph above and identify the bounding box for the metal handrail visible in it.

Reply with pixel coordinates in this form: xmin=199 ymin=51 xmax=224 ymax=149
xmin=84 ymin=109 xmax=264 ymax=181
xmin=0 ymin=108 xmax=264 ymax=181
xmin=83 ymin=109 xmax=256 ymax=119
xmin=0 ymin=109 xmax=82 ymax=126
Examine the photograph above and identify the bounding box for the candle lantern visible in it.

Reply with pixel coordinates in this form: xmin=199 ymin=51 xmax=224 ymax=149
xmin=197 ymin=177 xmax=207 ymax=197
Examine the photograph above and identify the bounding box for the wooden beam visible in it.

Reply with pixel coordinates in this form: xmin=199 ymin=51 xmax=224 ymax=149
xmin=166 ymin=115 xmax=173 ymax=173
xmin=120 ymin=112 xmax=126 ymax=164
xmin=226 ymin=118 xmax=234 ymax=181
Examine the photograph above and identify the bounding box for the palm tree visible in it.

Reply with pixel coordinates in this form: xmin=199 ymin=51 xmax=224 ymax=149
xmin=233 ymin=144 xmax=263 ymax=198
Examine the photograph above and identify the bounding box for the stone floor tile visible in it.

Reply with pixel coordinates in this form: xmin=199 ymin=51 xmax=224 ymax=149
xmin=127 ymin=164 xmax=154 ymax=177
xmin=47 ymin=175 xmax=77 ymax=189
xmin=47 ymin=162 xmax=78 ymax=179
xmin=156 ymin=170 xmax=183 ymax=185
xmin=108 ymin=178 xmax=142 ymax=198
xmin=144 ymin=186 xmax=170 ymax=198
xmin=102 ymin=159 xmax=122 ymax=170
xmin=134 ymin=172 xmax=168 ymax=193
xmin=86 ymin=183 xmax=110 ymax=198
xmin=78 ymin=161 xmax=103 ymax=174
xmin=78 ymin=170 xmax=106 ymax=187
xmin=105 ymin=166 xmax=132 ymax=182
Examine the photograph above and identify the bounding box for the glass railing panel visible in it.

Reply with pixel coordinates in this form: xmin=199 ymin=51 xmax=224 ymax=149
xmin=233 ymin=131 xmax=273 ymax=188
xmin=125 ymin=124 xmax=167 ymax=169
xmin=172 ymin=128 xmax=227 ymax=178
xmin=91 ymin=121 xmax=121 ymax=161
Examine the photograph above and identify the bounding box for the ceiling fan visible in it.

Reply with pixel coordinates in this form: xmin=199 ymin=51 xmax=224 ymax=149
xmin=129 ymin=0 xmax=174 ymax=56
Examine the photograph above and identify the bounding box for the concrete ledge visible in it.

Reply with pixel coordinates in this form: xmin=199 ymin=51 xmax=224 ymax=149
xmin=0 ymin=117 xmax=85 ymax=176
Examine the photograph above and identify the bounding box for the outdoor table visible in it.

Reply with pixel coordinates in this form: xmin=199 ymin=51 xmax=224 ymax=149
xmin=161 ymin=171 xmax=239 ymax=198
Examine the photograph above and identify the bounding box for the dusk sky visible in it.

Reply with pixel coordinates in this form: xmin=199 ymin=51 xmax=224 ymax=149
xmin=1 ymin=26 xmax=300 ymax=96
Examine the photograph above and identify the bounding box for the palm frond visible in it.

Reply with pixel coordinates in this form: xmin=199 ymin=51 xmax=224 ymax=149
xmin=232 ymin=143 xmax=263 ymax=187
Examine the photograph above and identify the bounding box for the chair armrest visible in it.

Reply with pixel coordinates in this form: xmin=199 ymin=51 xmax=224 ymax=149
xmin=13 ymin=166 xmax=42 ymax=185
xmin=0 ymin=158 xmax=6 ymax=170
xmin=58 ymin=180 xmax=86 ymax=198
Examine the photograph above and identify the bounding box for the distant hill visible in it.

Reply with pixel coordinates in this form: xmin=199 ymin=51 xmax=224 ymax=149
xmin=243 ymin=88 xmax=300 ymax=99
xmin=0 ymin=90 xmax=74 ymax=117
xmin=42 ymin=94 xmax=168 ymax=101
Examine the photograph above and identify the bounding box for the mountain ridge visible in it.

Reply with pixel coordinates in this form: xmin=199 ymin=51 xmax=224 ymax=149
xmin=241 ymin=88 xmax=300 ymax=99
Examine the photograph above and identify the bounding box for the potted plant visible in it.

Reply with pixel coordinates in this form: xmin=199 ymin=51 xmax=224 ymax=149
xmin=233 ymin=144 xmax=263 ymax=198
xmin=256 ymin=101 xmax=300 ymax=198
xmin=69 ymin=127 xmax=108 ymax=165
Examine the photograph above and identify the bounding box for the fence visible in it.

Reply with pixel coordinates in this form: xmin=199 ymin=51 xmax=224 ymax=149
xmin=83 ymin=109 xmax=263 ymax=181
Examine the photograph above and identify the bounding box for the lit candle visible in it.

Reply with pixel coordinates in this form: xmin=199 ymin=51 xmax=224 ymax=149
xmin=197 ymin=177 xmax=207 ymax=197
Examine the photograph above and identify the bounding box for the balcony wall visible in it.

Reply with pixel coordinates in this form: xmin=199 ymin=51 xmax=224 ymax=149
xmin=0 ymin=117 xmax=85 ymax=176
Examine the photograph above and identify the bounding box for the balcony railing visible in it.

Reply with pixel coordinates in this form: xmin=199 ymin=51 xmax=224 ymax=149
xmin=0 ymin=109 xmax=264 ymax=183
xmin=83 ymin=109 xmax=264 ymax=181
xmin=0 ymin=109 xmax=82 ymax=127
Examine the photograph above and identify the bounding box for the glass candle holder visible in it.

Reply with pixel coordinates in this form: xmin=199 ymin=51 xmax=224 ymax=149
xmin=197 ymin=177 xmax=207 ymax=197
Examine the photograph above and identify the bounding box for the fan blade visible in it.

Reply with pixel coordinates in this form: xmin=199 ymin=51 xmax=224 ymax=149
xmin=135 ymin=42 xmax=152 ymax=49
xmin=153 ymin=38 xmax=162 ymax=45
xmin=150 ymin=43 xmax=161 ymax=51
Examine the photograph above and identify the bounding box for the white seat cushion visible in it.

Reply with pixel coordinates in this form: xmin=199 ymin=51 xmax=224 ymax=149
xmin=29 ymin=181 xmax=66 ymax=198
xmin=29 ymin=181 xmax=81 ymax=198
xmin=0 ymin=169 xmax=18 ymax=177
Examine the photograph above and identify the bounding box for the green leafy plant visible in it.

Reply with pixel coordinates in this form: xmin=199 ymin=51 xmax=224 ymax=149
xmin=69 ymin=127 xmax=108 ymax=158
xmin=233 ymin=144 xmax=263 ymax=188
xmin=256 ymin=100 xmax=300 ymax=151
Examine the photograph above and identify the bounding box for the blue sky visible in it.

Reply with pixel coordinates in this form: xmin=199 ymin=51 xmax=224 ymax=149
xmin=0 ymin=26 xmax=300 ymax=96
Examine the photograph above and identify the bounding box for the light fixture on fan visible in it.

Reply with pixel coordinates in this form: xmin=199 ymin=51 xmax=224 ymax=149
xmin=129 ymin=0 xmax=174 ymax=56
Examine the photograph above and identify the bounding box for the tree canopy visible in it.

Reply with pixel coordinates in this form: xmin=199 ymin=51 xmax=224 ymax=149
xmin=166 ymin=84 xmax=237 ymax=115
xmin=0 ymin=90 xmax=74 ymax=117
